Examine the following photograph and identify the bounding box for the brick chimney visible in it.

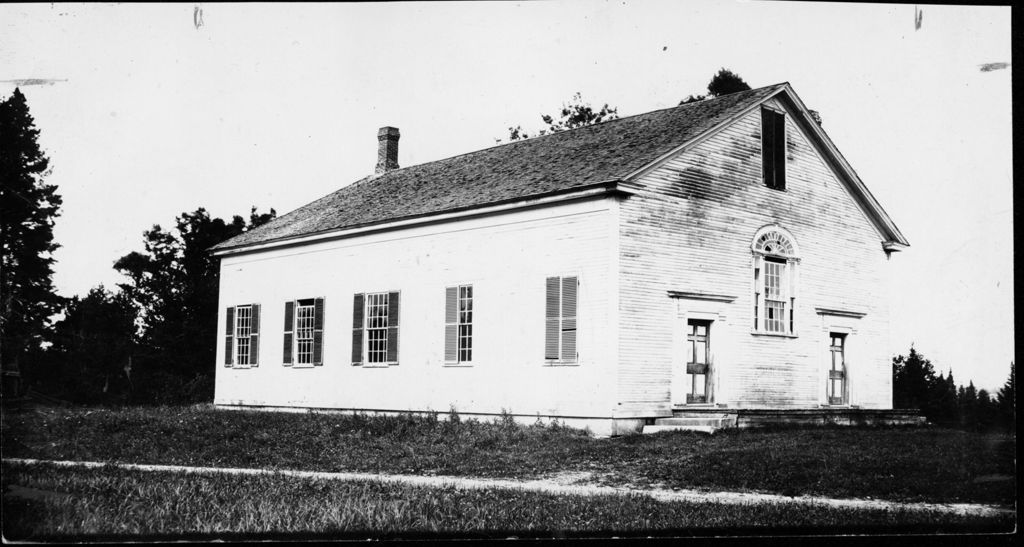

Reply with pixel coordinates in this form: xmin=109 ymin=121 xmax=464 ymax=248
xmin=376 ymin=126 xmax=400 ymax=174
xmin=808 ymin=109 xmax=823 ymax=126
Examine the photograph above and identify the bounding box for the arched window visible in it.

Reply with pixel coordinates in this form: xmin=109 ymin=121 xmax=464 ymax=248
xmin=751 ymin=226 xmax=799 ymax=335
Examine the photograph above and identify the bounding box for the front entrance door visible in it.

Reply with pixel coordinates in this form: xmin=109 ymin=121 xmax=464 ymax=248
xmin=828 ymin=333 xmax=847 ymax=405
xmin=685 ymin=320 xmax=711 ymax=404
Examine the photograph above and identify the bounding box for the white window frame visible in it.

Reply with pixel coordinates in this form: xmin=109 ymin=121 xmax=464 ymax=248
xmin=751 ymin=226 xmax=799 ymax=337
xmin=364 ymin=292 xmax=390 ymax=365
xmin=234 ymin=305 xmax=253 ymax=366
xmin=293 ymin=299 xmax=317 ymax=365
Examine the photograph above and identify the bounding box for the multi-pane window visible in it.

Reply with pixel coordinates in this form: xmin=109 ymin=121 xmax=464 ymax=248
xmin=444 ymin=285 xmax=473 ymax=364
xmin=686 ymin=320 xmax=710 ymax=404
xmin=752 ymin=228 xmax=798 ymax=335
xmin=366 ymin=293 xmax=390 ymax=364
xmin=294 ymin=299 xmax=316 ymax=365
xmin=234 ymin=305 xmax=252 ymax=365
xmin=828 ymin=333 xmax=847 ymax=405
xmin=283 ymin=298 xmax=323 ymax=367
xmin=225 ymin=304 xmax=260 ymax=368
xmin=763 ymin=259 xmax=786 ymax=333
xmin=545 ymin=276 xmax=578 ymax=363
xmin=352 ymin=291 xmax=400 ymax=366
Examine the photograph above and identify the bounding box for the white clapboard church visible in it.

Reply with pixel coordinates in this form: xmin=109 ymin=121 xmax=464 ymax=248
xmin=211 ymin=83 xmax=918 ymax=435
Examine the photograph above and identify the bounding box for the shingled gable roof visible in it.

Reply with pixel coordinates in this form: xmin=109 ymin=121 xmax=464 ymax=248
xmin=212 ymin=82 xmax=907 ymax=253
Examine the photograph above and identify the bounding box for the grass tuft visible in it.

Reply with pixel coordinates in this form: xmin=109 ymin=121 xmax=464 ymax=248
xmin=2 ymin=462 xmax=1013 ymax=540
xmin=1 ymin=405 xmax=1015 ymax=504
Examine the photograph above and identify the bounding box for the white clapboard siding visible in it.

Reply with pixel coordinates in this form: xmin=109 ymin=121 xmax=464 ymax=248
xmin=618 ymin=98 xmax=892 ymax=409
xmin=215 ymin=197 xmax=618 ymax=419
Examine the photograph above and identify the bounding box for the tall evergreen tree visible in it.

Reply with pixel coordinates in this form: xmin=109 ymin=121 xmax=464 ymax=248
xmin=0 ymin=88 xmax=63 ymax=397
xmin=893 ymin=347 xmax=935 ymax=410
xmin=996 ymin=363 xmax=1015 ymax=431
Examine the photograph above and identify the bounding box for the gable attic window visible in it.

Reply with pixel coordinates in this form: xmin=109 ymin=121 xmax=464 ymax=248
xmin=761 ymin=107 xmax=786 ymax=190
xmin=751 ymin=227 xmax=799 ymax=336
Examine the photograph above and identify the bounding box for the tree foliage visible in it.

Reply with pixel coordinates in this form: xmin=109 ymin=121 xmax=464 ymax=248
xmin=0 ymin=88 xmax=63 ymax=392
xmin=505 ymin=92 xmax=619 ymax=142
xmin=996 ymin=363 xmax=1015 ymax=432
xmin=893 ymin=347 xmax=1013 ymax=431
xmin=35 ymin=286 xmax=136 ymax=404
xmin=680 ymin=67 xmax=752 ymax=105
xmin=111 ymin=206 xmax=275 ymax=403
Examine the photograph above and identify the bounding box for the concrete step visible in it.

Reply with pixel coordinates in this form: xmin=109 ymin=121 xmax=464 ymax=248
xmin=655 ymin=416 xmax=730 ymax=427
xmin=642 ymin=424 xmax=717 ymax=435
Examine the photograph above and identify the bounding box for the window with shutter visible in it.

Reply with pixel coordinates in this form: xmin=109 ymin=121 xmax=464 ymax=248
xmin=762 ymin=107 xmax=786 ymax=190
xmin=351 ymin=293 xmax=364 ymax=365
xmin=249 ymin=304 xmax=260 ymax=366
xmin=283 ymin=301 xmax=294 ymax=365
xmin=445 ymin=285 xmax=472 ymax=365
xmin=313 ymin=297 xmax=325 ymax=366
xmin=355 ymin=291 xmax=400 ymax=366
xmin=293 ymin=298 xmax=316 ymax=365
xmin=224 ymin=307 xmax=234 ymax=367
xmin=544 ymin=275 xmax=578 ymax=364
xmin=234 ymin=305 xmax=252 ymax=366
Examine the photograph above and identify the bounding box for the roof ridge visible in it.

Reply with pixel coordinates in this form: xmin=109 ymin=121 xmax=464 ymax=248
xmin=380 ymin=83 xmax=788 ymax=176
xmin=212 ymin=82 xmax=790 ymax=252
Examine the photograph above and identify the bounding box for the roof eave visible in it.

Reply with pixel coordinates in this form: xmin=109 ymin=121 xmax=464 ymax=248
xmin=210 ymin=180 xmax=629 ymax=258
xmin=776 ymin=84 xmax=911 ymax=247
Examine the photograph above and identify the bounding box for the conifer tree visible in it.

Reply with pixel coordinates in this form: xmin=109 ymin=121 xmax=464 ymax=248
xmin=0 ymin=88 xmax=63 ymax=396
xmin=996 ymin=363 xmax=1015 ymax=431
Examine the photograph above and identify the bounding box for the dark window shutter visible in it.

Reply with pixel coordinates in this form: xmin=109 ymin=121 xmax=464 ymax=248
xmin=250 ymin=303 xmax=261 ymax=366
xmin=773 ymin=110 xmax=786 ymax=190
xmin=224 ymin=307 xmax=234 ymax=366
xmin=313 ymin=297 xmax=324 ymax=365
xmin=283 ymin=301 xmax=294 ymax=365
xmin=762 ymin=108 xmax=775 ymax=188
xmin=351 ymin=293 xmax=364 ymax=365
xmin=444 ymin=286 xmax=458 ymax=362
xmin=545 ymin=277 xmax=560 ymax=360
xmin=386 ymin=291 xmax=400 ymax=363
xmin=561 ymin=277 xmax=578 ymax=361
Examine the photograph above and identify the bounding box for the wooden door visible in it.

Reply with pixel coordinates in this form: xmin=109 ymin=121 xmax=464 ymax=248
xmin=686 ymin=320 xmax=711 ymax=404
xmin=828 ymin=333 xmax=847 ymax=405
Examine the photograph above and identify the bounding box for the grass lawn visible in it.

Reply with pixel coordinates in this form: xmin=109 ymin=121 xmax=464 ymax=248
xmin=2 ymin=462 xmax=1014 ymax=540
xmin=1 ymin=405 xmax=1016 ymax=506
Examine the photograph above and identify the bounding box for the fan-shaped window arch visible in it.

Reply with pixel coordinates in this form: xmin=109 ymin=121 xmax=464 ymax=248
xmin=751 ymin=226 xmax=799 ymax=335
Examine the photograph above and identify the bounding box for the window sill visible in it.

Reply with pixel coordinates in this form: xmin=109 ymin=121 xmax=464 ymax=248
xmin=750 ymin=331 xmax=798 ymax=338
xmin=544 ymin=360 xmax=579 ymax=367
xmin=290 ymin=363 xmax=317 ymax=369
xmin=229 ymin=364 xmax=256 ymax=370
xmin=443 ymin=362 xmax=474 ymax=368
xmin=355 ymin=362 xmax=398 ymax=368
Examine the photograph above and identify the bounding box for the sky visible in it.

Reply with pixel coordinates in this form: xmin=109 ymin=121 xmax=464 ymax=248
xmin=0 ymin=2 xmax=1013 ymax=391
